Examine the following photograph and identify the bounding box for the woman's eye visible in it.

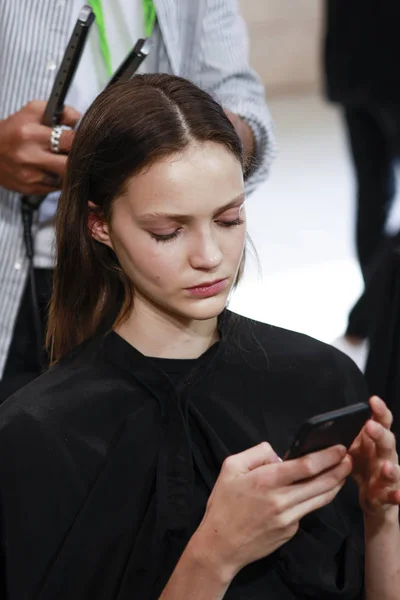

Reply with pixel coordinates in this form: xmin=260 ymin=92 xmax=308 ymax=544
xmin=217 ymin=217 xmax=245 ymax=228
xmin=150 ymin=229 xmax=181 ymax=243
xmin=148 ymin=218 xmax=244 ymax=242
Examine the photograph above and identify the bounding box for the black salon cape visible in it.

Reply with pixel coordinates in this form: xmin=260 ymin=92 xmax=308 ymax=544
xmin=0 ymin=312 xmax=368 ymax=599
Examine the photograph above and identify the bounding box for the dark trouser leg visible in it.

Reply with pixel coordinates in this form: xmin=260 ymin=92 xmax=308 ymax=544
xmin=343 ymin=106 xmax=396 ymax=337
xmin=0 ymin=268 xmax=53 ymax=402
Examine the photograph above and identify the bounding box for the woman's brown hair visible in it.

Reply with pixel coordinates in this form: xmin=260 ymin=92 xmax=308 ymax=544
xmin=46 ymin=74 xmax=245 ymax=363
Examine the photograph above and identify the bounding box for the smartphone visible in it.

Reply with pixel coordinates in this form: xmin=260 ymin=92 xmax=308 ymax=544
xmin=284 ymin=402 xmax=371 ymax=460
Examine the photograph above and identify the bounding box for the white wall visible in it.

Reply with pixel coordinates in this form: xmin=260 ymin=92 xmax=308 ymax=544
xmin=240 ymin=0 xmax=323 ymax=96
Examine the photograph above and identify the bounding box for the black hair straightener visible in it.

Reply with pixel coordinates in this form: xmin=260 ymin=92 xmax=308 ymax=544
xmin=23 ymin=5 xmax=95 ymax=212
xmin=107 ymin=37 xmax=152 ymax=87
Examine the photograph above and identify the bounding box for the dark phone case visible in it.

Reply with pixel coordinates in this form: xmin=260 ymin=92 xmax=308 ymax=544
xmin=285 ymin=402 xmax=371 ymax=460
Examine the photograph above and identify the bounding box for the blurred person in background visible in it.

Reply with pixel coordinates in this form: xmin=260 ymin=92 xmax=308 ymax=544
xmin=0 ymin=0 xmax=275 ymax=402
xmin=323 ymin=1 xmax=400 ymax=352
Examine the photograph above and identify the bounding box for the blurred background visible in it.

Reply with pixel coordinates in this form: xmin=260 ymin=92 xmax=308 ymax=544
xmin=230 ymin=0 xmax=400 ymax=368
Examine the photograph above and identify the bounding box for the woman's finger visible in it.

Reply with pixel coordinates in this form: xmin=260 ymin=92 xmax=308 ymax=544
xmin=361 ymin=428 xmax=376 ymax=465
xmin=277 ymin=456 xmax=352 ymax=511
xmin=229 ymin=442 xmax=281 ymax=477
xmin=370 ymin=396 xmax=393 ymax=430
xmin=277 ymin=445 xmax=347 ymax=486
xmin=365 ymin=420 xmax=397 ymax=461
xmin=373 ymin=485 xmax=400 ymax=507
xmin=288 ymin=481 xmax=346 ymax=524
xmin=380 ymin=460 xmax=400 ymax=483
xmin=386 ymin=488 xmax=400 ymax=505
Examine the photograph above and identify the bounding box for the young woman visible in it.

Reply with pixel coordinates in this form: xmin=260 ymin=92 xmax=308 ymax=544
xmin=0 ymin=74 xmax=399 ymax=600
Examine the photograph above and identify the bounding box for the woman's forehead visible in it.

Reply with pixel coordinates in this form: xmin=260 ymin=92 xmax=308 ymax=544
xmin=119 ymin=142 xmax=244 ymax=217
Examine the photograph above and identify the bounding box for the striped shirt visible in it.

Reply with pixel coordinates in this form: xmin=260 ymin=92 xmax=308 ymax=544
xmin=0 ymin=0 xmax=276 ymax=378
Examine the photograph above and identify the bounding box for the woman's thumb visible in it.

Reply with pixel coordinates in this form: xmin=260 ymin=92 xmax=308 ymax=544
xmin=223 ymin=442 xmax=281 ymax=477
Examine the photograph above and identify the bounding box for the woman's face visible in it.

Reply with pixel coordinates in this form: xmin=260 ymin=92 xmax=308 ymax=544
xmin=93 ymin=142 xmax=246 ymax=323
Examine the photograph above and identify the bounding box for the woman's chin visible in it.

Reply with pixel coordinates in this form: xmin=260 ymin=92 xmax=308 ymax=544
xmin=174 ymin=295 xmax=229 ymax=322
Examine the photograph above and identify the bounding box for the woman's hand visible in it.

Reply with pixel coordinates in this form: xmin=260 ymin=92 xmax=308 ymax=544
xmin=191 ymin=441 xmax=352 ymax=581
xmin=349 ymin=396 xmax=400 ymax=517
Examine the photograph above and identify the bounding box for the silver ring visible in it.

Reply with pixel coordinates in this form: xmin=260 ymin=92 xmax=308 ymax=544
xmin=50 ymin=125 xmax=63 ymax=153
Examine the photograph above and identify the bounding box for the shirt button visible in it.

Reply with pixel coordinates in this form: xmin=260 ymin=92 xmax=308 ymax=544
xmin=47 ymin=59 xmax=57 ymax=72
xmin=14 ymin=260 xmax=22 ymax=270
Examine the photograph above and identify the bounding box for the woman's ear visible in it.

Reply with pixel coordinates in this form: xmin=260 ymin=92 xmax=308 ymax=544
xmin=88 ymin=201 xmax=113 ymax=249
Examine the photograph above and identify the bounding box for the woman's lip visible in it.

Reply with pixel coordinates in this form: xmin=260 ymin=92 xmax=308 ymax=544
xmin=186 ymin=278 xmax=226 ymax=290
xmin=185 ymin=278 xmax=229 ymax=297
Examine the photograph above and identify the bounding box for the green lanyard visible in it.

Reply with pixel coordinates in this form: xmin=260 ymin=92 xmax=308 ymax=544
xmin=88 ymin=0 xmax=156 ymax=76
xmin=143 ymin=0 xmax=157 ymax=37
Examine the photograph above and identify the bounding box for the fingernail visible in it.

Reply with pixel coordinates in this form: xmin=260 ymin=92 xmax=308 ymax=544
xmin=371 ymin=395 xmax=384 ymax=405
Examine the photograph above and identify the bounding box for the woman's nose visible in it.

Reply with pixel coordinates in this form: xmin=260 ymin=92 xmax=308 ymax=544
xmin=189 ymin=232 xmax=223 ymax=270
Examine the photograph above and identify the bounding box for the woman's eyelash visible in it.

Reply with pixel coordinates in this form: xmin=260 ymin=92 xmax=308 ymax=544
xmin=150 ymin=218 xmax=245 ymax=243
xmin=217 ymin=217 xmax=245 ymax=228
xmin=150 ymin=230 xmax=180 ymax=243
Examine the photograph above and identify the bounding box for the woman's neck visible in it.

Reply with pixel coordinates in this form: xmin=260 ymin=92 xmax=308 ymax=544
xmin=115 ymin=301 xmax=219 ymax=359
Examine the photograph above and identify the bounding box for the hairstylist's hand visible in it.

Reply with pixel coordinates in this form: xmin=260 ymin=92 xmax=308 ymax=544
xmin=349 ymin=396 xmax=400 ymax=518
xmin=0 ymin=100 xmax=81 ymax=196
xmin=192 ymin=441 xmax=352 ymax=581
xmin=224 ymin=108 xmax=255 ymax=169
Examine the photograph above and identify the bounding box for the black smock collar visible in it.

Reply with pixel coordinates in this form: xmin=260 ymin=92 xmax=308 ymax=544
xmin=101 ymin=309 xmax=231 ymax=402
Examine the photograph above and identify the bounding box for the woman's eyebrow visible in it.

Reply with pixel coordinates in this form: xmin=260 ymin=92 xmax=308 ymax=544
xmin=138 ymin=193 xmax=246 ymax=222
xmin=213 ymin=193 xmax=246 ymax=217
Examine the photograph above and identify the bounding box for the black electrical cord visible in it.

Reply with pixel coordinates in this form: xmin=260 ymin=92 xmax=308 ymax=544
xmin=20 ymin=197 xmax=45 ymax=371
